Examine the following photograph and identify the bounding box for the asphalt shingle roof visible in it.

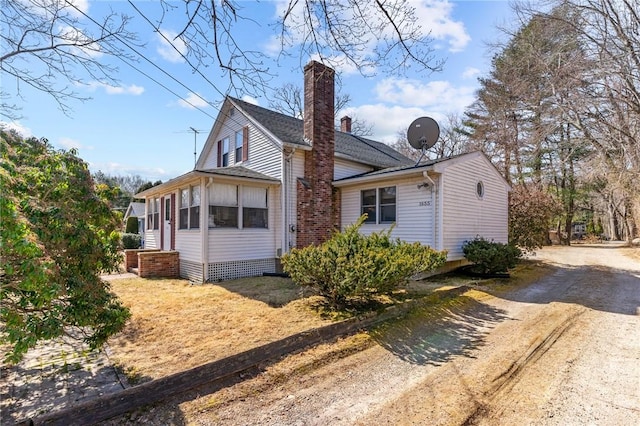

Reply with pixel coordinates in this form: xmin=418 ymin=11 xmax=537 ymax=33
xmin=199 ymin=166 xmax=280 ymax=182
xmin=229 ymin=97 xmax=413 ymax=169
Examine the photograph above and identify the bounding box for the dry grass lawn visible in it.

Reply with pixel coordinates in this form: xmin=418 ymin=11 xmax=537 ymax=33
xmin=107 ymin=276 xmax=332 ymax=382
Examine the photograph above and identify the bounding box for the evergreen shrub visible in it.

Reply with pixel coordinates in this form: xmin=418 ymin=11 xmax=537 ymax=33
xmin=281 ymin=215 xmax=447 ymax=308
xmin=121 ymin=233 xmax=142 ymax=249
xmin=462 ymin=237 xmax=522 ymax=274
xmin=125 ymin=216 xmax=139 ymax=234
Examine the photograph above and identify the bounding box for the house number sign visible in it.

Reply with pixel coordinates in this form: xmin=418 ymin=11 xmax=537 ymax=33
xmin=419 ymin=200 xmax=431 ymax=207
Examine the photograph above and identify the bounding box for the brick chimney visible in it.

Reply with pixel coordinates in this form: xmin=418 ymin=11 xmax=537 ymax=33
xmin=340 ymin=116 xmax=352 ymax=133
xmin=297 ymin=61 xmax=339 ymax=247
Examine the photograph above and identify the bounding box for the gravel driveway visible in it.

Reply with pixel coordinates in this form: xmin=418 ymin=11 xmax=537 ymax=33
xmin=190 ymin=244 xmax=640 ymax=425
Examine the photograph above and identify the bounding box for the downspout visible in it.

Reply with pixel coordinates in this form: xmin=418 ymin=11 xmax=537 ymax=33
xmin=423 ymin=171 xmax=438 ymax=250
xmin=282 ymin=148 xmax=296 ymax=254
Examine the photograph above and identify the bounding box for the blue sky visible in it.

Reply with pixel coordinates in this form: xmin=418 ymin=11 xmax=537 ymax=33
xmin=4 ymin=0 xmax=514 ymax=182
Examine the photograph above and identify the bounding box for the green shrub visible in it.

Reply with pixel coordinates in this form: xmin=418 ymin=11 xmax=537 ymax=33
xmin=121 ymin=233 xmax=142 ymax=249
xmin=125 ymin=216 xmax=139 ymax=234
xmin=462 ymin=237 xmax=522 ymax=274
xmin=281 ymin=215 xmax=447 ymax=308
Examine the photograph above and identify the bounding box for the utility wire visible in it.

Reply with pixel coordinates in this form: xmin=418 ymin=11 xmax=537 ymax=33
xmin=64 ymin=0 xmax=217 ymax=119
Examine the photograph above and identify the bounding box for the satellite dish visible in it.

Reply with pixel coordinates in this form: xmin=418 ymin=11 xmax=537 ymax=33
xmin=407 ymin=116 xmax=440 ymax=150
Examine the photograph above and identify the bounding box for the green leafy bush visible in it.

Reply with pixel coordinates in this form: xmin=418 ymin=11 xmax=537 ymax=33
xmin=125 ymin=216 xmax=139 ymax=234
xmin=462 ymin=237 xmax=522 ymax=274
xmin=281 ymin=215 xmax=447 ymax=308
xmin=121 ymin=233 xmax=142 ymax=249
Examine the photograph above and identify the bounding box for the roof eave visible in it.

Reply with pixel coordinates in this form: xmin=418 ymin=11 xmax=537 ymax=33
xmin=333 ymin=164 xmax=439 ymax=187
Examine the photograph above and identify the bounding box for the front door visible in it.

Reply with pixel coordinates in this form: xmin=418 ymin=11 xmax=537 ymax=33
xmin=163 ymin=197 xmax=172 ymax=250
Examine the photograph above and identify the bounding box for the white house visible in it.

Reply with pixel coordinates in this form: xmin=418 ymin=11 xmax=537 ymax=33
xmin=123 ymin=202 xmax=146 ymax=236
xmin=135 ymin=61 xmax=510 ymax=282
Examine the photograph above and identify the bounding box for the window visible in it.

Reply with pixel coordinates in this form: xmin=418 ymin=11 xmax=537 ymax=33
xmin=153 ymin=198 xmax=160 ymax=230
xmin=476 ymin=181 xmax=485 ymax=198
xmin=209 ymin=183 xmax=238 ymax=228
xmin=190 ymin=186 xmax=200 ymax=229
xmin=235 ymin=131 xmax=243 ymax=164
xmin=361 ymin=189 xmax=376 ymax=223
xmin=222 ymin=137 xmax=229 ymax=166
xmin=208 ymin=184 xmax=268 ymax=229
xmin=179 ymin=186 xmax=200 ymax=229
xmin=243 ymin=186 xmax=268 ymax=228
xmin=360 ymin=186 xmax=396 ymax=224
xmin=147 ymin=199 xmax=153 ymax=230
xmin=179 ymin=189 xmax=189 ymax=229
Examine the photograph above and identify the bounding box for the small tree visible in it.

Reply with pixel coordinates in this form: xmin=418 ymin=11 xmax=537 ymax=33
xmin=281 ymin=216 xmax=447 ymax=308
xmin=509 ymin=185 xmax=561 ymax=253
xmin=1 ymin=130 xmax=130 ymax=363
xmin=125 ymin=216 xmax=139 ymax=234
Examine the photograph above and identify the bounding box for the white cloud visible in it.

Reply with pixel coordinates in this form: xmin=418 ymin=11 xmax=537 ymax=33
xmin=241 ymin=95 xmax=259 ymax=105
xmin=462 ymin=67 xmax=481 ymax=79
xmin=177 ymin=92 xmax=210 ymax=109
xmin=156 ymin=30 xmax=187 ymax=63
xmin=57 ymin=137 xmax=93 ymax=151
xmin=344 ymin=103 xmax=447 ymax=143
xmin=84 ymin=81 xmax=144 ymax=95
xmin=1 ymin=121 xmax=33 ymax=138
xmin=58 ymin=25 xmax=103 ymax=58
xmin=89 ymin=162 xmax=173 ymax=182
xmin=414 ymin=1 xmax=471 ymax=52
xmin=374 ymin=77 xmax=476 ymax=112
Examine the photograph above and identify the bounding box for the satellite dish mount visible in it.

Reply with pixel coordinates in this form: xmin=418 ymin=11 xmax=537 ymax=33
xmin=407 ymin=117 xmax=440 ymax=165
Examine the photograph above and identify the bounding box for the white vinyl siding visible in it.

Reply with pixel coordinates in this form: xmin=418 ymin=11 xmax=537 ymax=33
xmin=334 ymin=158 xmax=372 ymax=180
xmin=340 ymin=176 xmax=436 ymax=246
xmin=199 ymin=112 xmax=281 ymax=178
xmin=144 ymin=230 xmax=160 ymax=249
xmin=441 ymin=156 xmax=509 ymax=260
xmin=175 ymin=232 xmax=202 ymax=263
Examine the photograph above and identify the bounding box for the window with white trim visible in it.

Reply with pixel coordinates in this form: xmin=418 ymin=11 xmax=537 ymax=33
xmin=153 ymin=198 xmax=160 ymax=229
xmin=235 ymin=130 xmax=243 ymax=164
xmin=222 ymin=137 xmax=229 ymax=166
xmin=208 ymin=184 xmax=268 ymax=229
xmin=243 ymin=186 xmax=267 ymax=228
xmin=361 ymin=186 xmax=396 ymax=224
xmin=179 ymin=186 xmax=200 ymax=229
xmin=209 ymin=183 xmax=238 ymax=228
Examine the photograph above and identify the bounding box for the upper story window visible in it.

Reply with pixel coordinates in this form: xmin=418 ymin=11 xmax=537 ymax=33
xmin=235 ymin=130 xmax=243 ymax=163
xmin=222 ymin=138 xmax=229 ymax=167
xmin=179 ymin=186 xmax=200 ymax=229
xmin=361 ymin=186 xmax=396 ymax=224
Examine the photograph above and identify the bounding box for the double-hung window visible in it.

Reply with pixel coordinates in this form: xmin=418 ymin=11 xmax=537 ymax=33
xmin=179 ymin=186 xmax=200 ymax=229
xmin=235 ymin=131 xmax=243 ymax=163
xmin=243 ymin=186 xmax=268 ymax=228
xmin=361 ymin=186 xmax=396 ymax=224
xmin=153 ymin=198 xmax=160 ymax=229
xmin=222 ymin=138 xmax=229 ymax=166
xmin=147 ymin=199 xmax=155 ymax=230
xmin=209 ymin=183 xmax=238 ymax=228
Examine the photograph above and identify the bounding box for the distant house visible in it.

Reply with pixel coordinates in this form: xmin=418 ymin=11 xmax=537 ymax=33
xmin=123 ymin=202 xmax=145 ymax=235
xmin=135 ymin=61 xmax=509 ymax=282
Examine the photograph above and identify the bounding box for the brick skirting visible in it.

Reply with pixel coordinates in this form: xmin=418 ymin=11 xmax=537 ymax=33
xmin=124 ymin=249 xmax=160 ymax=271
xmin=138 ymin=251 xmax=179 ymax=278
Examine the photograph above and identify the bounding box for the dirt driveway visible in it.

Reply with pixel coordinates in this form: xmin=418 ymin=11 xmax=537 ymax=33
xmin=185 ymin=244 xmax=640 ymax=425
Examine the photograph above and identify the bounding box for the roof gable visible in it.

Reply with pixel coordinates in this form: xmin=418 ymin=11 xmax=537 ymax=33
xmin=226 ymin=97 xmax=412 ymax=169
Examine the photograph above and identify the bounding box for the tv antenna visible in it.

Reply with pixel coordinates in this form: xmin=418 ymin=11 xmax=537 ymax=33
xmin=407 ymin=117 xmax=440 ymax=165
xmin=188 ymin=127 xmax=205 ymax=168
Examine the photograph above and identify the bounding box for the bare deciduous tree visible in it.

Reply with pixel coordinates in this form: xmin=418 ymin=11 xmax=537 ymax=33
xmin=0 ymin=0 xmax=139 ymax=120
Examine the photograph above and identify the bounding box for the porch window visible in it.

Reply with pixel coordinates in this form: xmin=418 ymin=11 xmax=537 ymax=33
xmin=209 ymin=183 xmax=238 ymax=228
xmin=179 ymin=189 xmax=189 ymax=229
xmin=235 ymin=130 xmax=243 ymax=163
xmin=153 ymin=198 xmax=160 ymax=230
xmin=360 ymin=186 xmax=396 ymax=224
xmin=190 ymin=186 xmax=200 ymax=229
xmin=147 ymin=199 xmax=153 ymax=230
xmin=243 ymin=186 xmax=268 ymax=228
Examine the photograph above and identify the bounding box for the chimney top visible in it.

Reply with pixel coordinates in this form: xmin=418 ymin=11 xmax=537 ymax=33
xmin=340 ymin=116 xmax=352 ymax=133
